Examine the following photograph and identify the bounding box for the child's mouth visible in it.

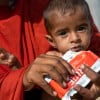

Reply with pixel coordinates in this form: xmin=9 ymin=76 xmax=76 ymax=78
xmin=70 ymin=46 xmax=82 ymax=52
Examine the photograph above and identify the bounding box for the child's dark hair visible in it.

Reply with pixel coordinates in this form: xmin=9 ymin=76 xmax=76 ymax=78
xmin=43 ymin=0 xmax=91 ymax=33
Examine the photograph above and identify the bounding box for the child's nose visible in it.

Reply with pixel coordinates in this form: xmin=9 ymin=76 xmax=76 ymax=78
xmin=70 ymin=32 xmax=81 ymax=43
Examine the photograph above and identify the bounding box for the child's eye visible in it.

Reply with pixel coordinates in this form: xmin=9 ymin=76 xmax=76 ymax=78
xmin=77 ymin=25 xmax=88 ymax=32
xmin=59 ymin=31 xmax=66 ymax=35
xmin=78 ymin=26 xmax=86 ymax=31
xmin=58 ymin=30 xmax=68 ymax=36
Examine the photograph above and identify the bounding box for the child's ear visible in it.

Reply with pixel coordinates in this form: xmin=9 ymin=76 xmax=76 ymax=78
xmin=45 ymin=35 xmax=56 ymax=48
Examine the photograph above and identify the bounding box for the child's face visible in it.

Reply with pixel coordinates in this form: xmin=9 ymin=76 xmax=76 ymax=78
xmin=46 ymin=8 xmax=92 ymax=54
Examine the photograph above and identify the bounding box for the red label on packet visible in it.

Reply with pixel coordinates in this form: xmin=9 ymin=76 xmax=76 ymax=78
xmin=45 ymin=50 xmax=100 ymax=100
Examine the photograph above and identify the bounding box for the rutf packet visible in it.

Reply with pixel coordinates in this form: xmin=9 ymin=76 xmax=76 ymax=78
xmin=45 ymin=50 xmax=100 ymax=100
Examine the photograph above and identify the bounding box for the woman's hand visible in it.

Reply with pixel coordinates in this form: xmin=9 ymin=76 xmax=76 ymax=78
xmin=0 ymin=48 xmax=21 ymax=70
xmin=23 ymin=51 xmax=75 ymax=96
xmin=73 ymin=64 xmax=100 ymax=100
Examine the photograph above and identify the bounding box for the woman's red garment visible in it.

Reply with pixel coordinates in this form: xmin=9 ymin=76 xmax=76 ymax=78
xmin=0 ymin=0 xmax=50 ymax=100
xmin=89 ymin=33 xmax=100 ymax=56
xmin=0 ymin=0 xmax=100 ymax=100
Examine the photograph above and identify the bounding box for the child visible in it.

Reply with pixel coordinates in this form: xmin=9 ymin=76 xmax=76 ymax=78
xmin=43 ymin=0 xmax=100 ymax=99
xmin=44 ymin=0 xmax=93 ymax=54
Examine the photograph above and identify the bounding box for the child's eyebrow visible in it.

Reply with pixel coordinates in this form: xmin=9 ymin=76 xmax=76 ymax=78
xmin=77 ymin=23 xmax=88 ymax=27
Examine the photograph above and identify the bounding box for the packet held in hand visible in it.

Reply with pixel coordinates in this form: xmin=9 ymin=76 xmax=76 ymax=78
xmin=45 ymin=50 xmax=100 ymax=100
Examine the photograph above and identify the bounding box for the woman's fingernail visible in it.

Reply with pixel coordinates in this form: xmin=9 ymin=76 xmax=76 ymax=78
xmin=72 ymin=69 xmax=76 ymax=75
xmin=53 ymin=91 xmax=57 ymax=96
xmin=73 ymin=84 xmax=80 ymax=91
xmin=0 ymin=53 xmax=4 ymax=57
xmin=66 ymin=76 xmax=70 ymax=82
xmin=63 ymin=81 xmax=67 ymax=87
xmin=8 ymin=59 xmax=12 ymax=63
xmin=80 ymin=64 xmax=85 ymax=69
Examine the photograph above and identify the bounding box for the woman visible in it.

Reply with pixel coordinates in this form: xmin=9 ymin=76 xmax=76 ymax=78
xmin=0 ymin=0 xmax=100 ymax=100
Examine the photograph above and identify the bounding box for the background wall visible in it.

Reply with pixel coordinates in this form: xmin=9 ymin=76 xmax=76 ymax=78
xmin=86 ymin=0 xmax=100 ymax=32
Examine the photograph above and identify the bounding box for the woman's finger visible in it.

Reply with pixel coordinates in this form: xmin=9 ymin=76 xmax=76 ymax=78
xmin=81 ymin=64 xmax=100 ymax=86
xmin=74 ymin=84 xmax=95 ymax=99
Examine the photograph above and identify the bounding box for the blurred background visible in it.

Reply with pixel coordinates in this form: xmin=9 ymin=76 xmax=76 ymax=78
xmin=86 ymin=0 xmax=100 ymax=32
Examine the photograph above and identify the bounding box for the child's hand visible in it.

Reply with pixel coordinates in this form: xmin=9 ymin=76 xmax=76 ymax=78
xmin=73 ymin=65 xmax=100 ymax=100
xmin=0 ymin=48 xmax=21 ymax=70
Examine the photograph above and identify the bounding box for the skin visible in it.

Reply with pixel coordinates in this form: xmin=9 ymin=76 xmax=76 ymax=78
xmin=23 ymin=53 xmax=74 ymax=95
xmin=46 ymin=8 xmax=92 ymax=54
xmin=73 ymin=64 xmax=100 ymax=100
xmin=0 ymin=48 xmax=21 ymax=70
